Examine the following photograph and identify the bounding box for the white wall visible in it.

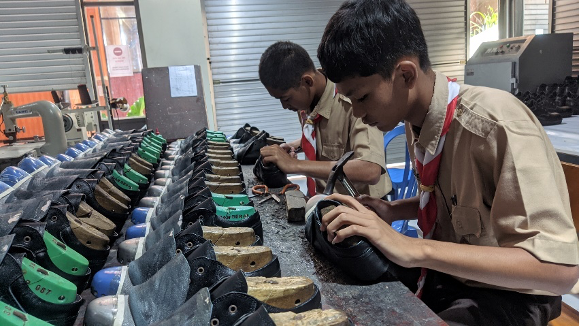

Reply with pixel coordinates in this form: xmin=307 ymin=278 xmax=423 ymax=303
xmin=137 ymin=0 xmax=216 ymax=129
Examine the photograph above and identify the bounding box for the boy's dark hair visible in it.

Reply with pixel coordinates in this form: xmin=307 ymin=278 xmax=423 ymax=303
xmin=259 ymin=41 xmax=316 ymax=91
xmin=318 ymin=0 xmax=431 ymax=83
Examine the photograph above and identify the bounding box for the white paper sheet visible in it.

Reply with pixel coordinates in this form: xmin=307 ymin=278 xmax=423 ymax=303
xmin=168 ymin=65 xmax=198 ymax=97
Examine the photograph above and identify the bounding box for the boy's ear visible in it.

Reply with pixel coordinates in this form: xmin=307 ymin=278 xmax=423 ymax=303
xmin=302 ymin=73 xmax=315 ymax=88
xmin=395 ymin=61 xmax=418 ymax=90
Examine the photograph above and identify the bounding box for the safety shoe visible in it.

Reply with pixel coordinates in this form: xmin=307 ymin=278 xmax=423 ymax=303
xmin=0 ymin=235 xmax=84 ymax=326
xmin=1 ymin=211 xmax=91 ymax=292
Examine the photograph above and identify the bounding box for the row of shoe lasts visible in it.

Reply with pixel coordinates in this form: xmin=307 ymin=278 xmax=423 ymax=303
xmin=85 ymin=128 xmax=350 ymax=326
xmin=515 ymin=75 xmax=579 ymax=126
xmin=0 ymin=128 xmax=171 ymax=325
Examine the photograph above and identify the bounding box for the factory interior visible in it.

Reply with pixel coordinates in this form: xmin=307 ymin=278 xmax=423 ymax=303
xmin=1 ymin=0 xmax=579 ymax=325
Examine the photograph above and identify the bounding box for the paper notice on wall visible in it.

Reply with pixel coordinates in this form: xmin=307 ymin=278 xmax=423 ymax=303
xmin=105 ymin=45 xmax=134 ymax=77
xmin=168 ymin=65 xmax=198 ymax=97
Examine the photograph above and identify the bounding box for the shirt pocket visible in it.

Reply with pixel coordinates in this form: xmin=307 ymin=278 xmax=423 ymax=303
xmin=321 ymin=143 xmax=345 ymax=161
xmin=451 ymin=205 xmax=482 ymax=239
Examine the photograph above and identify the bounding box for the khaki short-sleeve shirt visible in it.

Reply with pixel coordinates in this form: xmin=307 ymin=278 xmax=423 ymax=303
xmin=309 ymin=75 xmax=391 ymax=198
xmin=407 ymin=71 xmax=579 ymax=295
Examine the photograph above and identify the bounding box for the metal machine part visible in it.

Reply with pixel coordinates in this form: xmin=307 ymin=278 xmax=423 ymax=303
xmin=465 ymin=33 xmax=573 ymax=94
xmin=0 ymin=85 xmax=67 ymax=156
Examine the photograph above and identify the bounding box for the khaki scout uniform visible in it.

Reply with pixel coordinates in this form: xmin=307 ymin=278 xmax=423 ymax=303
xmin=407 ymin=71 xmax=579 ymax=295
xmin=309 ymin=74 xmax=391 ymax=198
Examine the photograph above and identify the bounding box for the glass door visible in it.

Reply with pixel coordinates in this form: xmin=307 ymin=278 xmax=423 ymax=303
xmin=79 ymin=0 xmax=145 ymax=123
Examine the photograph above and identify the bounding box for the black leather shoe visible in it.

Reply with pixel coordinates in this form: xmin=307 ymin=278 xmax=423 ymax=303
xmin=116 ymin=234 xmax=178 ymax=295
xmin=24 ymin=174 xmax=130 ymax=229
xmin=253 ymin=156 xmax=290 ymax=188
xmin=235 ymin=131 xmax=270 ymax=165
xmin=0 ymin=235 xmax=85 ymax=326
xmin=305 ymin=199 xmax=391 ymax=281
xmin=45 ymin=205 xmax=111 ymax=275
xmin=185 ymin=241 xmax=281 ymax=299
xmin=7 ymin=215 xmax=92 ymax=293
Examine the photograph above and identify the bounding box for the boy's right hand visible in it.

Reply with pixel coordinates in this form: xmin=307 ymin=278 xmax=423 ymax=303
xmin=280 ymin=143 xmax=298 ymax=159
xmin=356 ymin=195 xmax=395 ymax=225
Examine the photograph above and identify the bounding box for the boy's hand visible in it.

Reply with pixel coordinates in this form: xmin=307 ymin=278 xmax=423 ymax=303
xmin=260 ymin=145 xmax=299 ymax=173
xmin=280 ymin=143 xmax=298 ymax=159
xmin=322 ymin=193 xmax=421 ymax=268
xmin=356 ymin=195 xmax=395 ymax=225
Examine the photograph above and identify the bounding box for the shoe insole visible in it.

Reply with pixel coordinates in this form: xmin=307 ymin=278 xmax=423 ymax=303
xmin=66 ymin=212 xmax=110 ymax=250
xmin=94 ymin=185 xmax=129 ymax=213
xmin=208 ymin=159 xmax=239 ymax=168
xmin=76 ymin=201 xmax=116 ymax=237
xmin=202 ymin=226 xmax=255 ymax=246
xmin=210 ymin=166 xmax=240 ymax=176
xmin=98 ymin=178 xmax=131 ymax=206
xmin=207 ymin=141 xmax=230 ymax=148
xmin=270 ymin=309 xmax=349 ymax=326
xmin=205 ymin=174 xmax=241 ymax=184
xmin=207 ymin=153 xmax=234 ymax=160
xmin=128 ymin=157 xmax=152 ymax=176
xmin=206 ymin=149 xmax=233 ymax=155
xmin=21 ymin=257 xmax=77 ymax=305
xmin=0 ymin=300 xmax=52 ymax=326
xmin=247 ymin=276 xmax=315 ymax=310
xmin=214 ymin=246 xmax=271 ymax=273
xmin=131 ymin=153 xmax=153 ymax=170
xmin=207 ymin=182 xmax=244 ymax=194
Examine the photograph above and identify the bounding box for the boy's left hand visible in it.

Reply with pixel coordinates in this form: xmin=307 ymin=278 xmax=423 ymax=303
xmin=260 ymin=145 xmax=299 ymax=173
xmin=322 ymin=193 xmax=421 ymax=268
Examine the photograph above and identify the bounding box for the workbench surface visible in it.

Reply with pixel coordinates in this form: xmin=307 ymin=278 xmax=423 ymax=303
xmin=243 ymin=165 xmax=445 ymax=326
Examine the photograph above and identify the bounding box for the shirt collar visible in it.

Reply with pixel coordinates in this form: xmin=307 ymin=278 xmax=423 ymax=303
xmin=411 ymin=71 xmax=450 ymax=155
xmin=310 ymin=71 xmax=335 ymax=120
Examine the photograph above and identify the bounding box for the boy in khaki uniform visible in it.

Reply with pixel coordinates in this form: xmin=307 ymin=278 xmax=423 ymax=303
xmin=258 ymin=41 xmax=391 ymax=198
xmin=317 ymin=0 xmax=579 ymax=325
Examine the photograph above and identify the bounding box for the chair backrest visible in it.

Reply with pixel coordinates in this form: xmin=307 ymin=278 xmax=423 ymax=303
xmin=383 ymin=125 xmax=418 ymax=200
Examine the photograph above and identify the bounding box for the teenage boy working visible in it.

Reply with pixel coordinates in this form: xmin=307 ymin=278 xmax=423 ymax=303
xmin=317 ymin=0 xmax=579 ymax=325
xmin=258 ymin=41 xmax=391 ymax=198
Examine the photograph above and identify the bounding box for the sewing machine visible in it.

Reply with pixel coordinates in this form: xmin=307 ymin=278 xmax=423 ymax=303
xmin=0 ymin=85 xmax=67 ymax=157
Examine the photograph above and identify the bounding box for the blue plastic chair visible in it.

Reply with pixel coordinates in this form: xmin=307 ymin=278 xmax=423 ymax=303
xmin=383 ymin=125 xmax=419 ymax=237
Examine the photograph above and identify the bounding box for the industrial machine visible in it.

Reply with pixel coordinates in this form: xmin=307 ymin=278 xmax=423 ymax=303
xmin=0 ymin=85 xmax=67 ymax=157
xmin=465 ymin=33 xmax=573 ymax=94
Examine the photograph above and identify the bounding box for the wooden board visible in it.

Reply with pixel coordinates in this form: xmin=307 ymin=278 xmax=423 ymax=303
xmin=142 ymin=66 xmax=208 ymax=141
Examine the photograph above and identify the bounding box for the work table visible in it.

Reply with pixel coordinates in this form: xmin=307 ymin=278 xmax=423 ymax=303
xmin=242 ymin=165 xmax=445 ymax=326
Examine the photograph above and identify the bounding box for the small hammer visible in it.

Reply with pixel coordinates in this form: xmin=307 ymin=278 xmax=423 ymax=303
xmin=305 ymin=151 xmax=360 ymax=212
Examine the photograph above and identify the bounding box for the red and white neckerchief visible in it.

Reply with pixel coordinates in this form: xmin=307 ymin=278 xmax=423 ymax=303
xmin=414 ymin=77 xmax=460 ymax=298
xmin=300 ymin=85 xmax=339 ymax=197
xmin=300 ymin=110 xmax=321 ymax=197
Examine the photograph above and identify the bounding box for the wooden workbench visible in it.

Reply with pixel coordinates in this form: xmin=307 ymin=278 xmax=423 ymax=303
xmin=243 ymin=165 xmax=445 ymax=326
